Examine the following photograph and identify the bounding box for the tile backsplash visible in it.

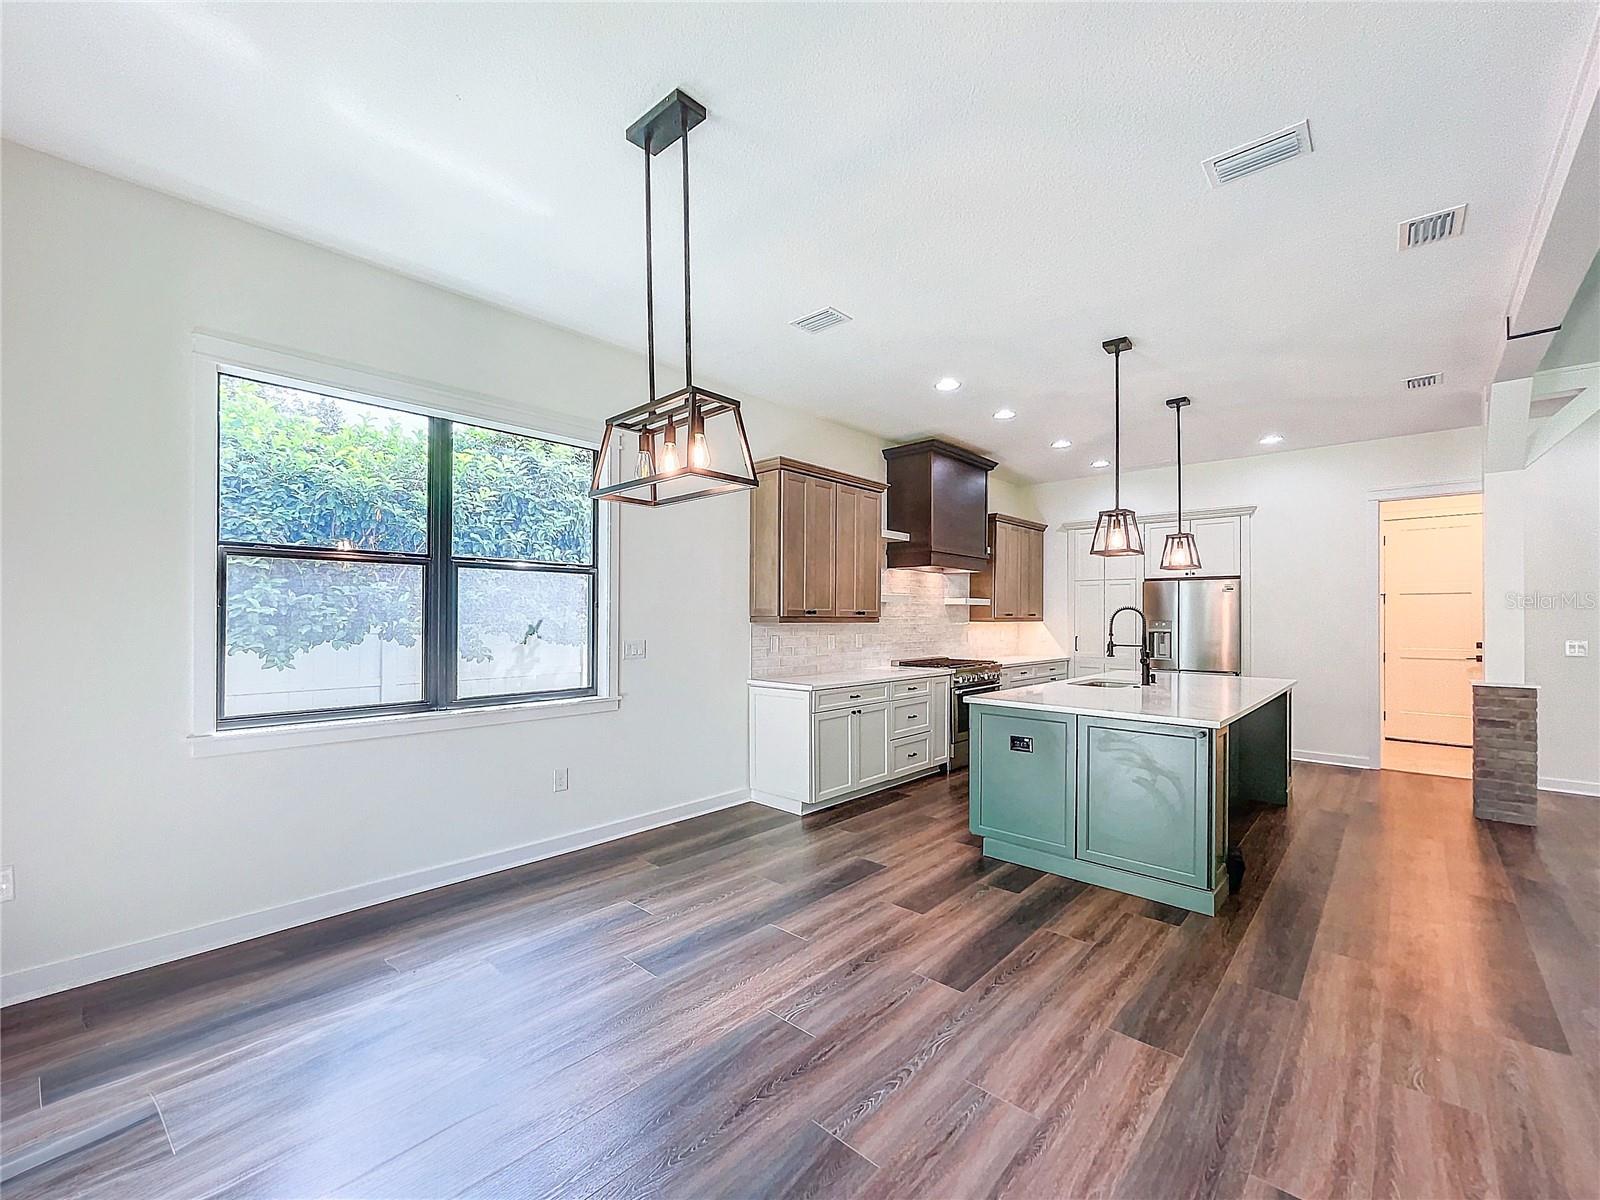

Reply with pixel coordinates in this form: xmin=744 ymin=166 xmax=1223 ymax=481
xmin=750 ymin=568 xmax=1063 ymax=677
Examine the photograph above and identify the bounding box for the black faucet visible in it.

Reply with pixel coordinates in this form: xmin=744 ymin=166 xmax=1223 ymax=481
xmin=1106 ymin=606 xmax=1156 ymax=685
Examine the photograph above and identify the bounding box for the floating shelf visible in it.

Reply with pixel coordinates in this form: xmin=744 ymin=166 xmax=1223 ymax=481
xmin=881 ymin=529 xmax=911 ymax=542
xmin=944 ymin=597 xmax=991 ymax=606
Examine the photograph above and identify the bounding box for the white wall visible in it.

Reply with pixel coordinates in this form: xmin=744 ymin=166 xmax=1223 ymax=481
xmin=1522 ymin=413 xmax=1600 ymax=792
xmin=0 ymin=144 xmax=1038 ymax=1001
xmin=1032 ymin=429 xmax=1485 ymax=769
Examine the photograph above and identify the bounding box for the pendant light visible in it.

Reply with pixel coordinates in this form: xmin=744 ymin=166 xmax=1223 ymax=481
xmin=1160 ymin=397 xmax=1202 ymax=571
xmin=591 ymin=90 xmax=757 ymax=507
xmin=1090 ymin=336 xmax=1144 ymax=557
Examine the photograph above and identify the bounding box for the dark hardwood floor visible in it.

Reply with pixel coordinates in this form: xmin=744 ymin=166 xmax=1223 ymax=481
xmin=2 ymin=763 xmax=1596 ymax=1199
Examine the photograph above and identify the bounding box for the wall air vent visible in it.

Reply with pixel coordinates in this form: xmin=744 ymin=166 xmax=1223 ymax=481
xmin=1398 ymin=205 xmax=1467 ymax=250
xmin=790 ymin=307 xmax=852 ymax=333
xmin=1203 ymin=120 xmax=1313 ymax=187
xmin=1405 ymin=373 xmax=1443 ymax=389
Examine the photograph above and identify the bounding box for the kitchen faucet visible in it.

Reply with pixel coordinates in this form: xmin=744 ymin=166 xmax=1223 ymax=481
xmin=1106 ymin=606 xmax=1157 ymax=686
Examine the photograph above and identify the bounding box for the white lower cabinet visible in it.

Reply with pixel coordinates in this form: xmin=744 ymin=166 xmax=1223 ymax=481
xmin=852 ymin=703 xmax=893 ymax=790
xmin=812 ymin=708 xmax=856 ymax=803
xmin=750 ymin=673 xmax=952 ymax=813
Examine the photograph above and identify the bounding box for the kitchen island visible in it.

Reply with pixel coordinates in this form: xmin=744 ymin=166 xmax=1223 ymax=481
xmin=967 ymin=673 xmax=1293 ymax=915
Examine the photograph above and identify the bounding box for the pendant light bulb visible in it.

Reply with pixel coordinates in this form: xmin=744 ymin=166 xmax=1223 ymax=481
xmin=1090 ymin=336 xmax=1144 ymax=558
xmin=690 ymin=430 xmax=711 ymax=470
xmin=659 ymin=422 xmax=681 ymax=474
xmin=635 ymin=429 xmax=656 ymax=479
xmin=1159 ymin=396 xmax=1201 ymax=572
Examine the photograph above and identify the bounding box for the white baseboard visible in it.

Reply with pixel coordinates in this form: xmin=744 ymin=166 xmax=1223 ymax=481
xmin=1540 ymin=776 xmax=1600 ymax=797
xmin=0 ymin=787 xmax=749 ymax=1007
xmin=1292 ymin=749 xmax=1376 ymax=770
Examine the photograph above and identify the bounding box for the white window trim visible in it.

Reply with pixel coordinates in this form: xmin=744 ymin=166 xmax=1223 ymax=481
xmin=188 ymin=332 xmax=621 ymax=754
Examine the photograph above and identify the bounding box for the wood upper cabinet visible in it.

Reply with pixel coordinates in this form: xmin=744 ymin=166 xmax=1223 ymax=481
xmin=971 ymin=514 xmax=1047 ymax=621
xmin=750 ymin=458 xmax=885 ymax=622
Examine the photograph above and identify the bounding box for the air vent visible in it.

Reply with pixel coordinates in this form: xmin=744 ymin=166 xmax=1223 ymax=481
xmin=1405 ymin=373 xmax=1443 ymax=389
xmin=1204 ymin=120 xmax=1312 ymax=186
xmin=790 ymin=307 xmax=852 ymax=333
xmin=1398 ymin=205 xmax=1467 ymax=250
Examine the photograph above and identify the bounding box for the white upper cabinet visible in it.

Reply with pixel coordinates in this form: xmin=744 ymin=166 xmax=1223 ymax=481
xmin=1070 ymin=527 xmax=1103 ymax=583
xmin=1189 ymin=515 xmax=1242 ymax=575
xmin=1142 ymin=514 xmax=1243 ymax=578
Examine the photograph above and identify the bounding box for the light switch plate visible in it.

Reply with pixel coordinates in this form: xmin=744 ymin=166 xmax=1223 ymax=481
xmin=1566 ymin=640 xmax=1589 ymax=658
xmin=553 ymin=767 xmax=570 ymax=793
xmin=623 ymin=640 xmax=647 ymax=660
xmin=0 ymin=867 xmax=13 ymax=903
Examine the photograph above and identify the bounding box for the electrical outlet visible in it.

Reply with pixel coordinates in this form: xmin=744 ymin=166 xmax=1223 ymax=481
xmin=553 ymin=767 xmax=570 ymax=793
xmin=1566 ymin=640 xmax=1589 ymax=658
xmin=623 ymin=640 xmax=647 ymax=660
xmin=0 ymin=867 xmax=13 ymax=903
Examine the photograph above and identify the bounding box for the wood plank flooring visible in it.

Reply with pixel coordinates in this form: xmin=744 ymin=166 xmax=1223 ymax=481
xmin=2 ymin=764 xmax=1595 ymax=1199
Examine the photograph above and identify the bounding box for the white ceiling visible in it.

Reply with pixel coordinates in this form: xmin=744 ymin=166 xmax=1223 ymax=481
xmin=4 ymin=3 xmax=1597 ymax=481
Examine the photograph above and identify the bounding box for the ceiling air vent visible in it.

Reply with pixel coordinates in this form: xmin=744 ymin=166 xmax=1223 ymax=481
xmin=1405 ymin=373 xmax=1443 ymax=389
xmin=1203 ymin=120 xmax=1312 ymax=186
xmin=791 ymin=307 xmax=852 ymax=334
xmin=1398 ymin=205 xmax=1467 ymax=250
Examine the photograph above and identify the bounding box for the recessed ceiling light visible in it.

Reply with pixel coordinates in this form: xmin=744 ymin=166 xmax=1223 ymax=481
xmin=993 ymin=408 xmax=1016 ymax=421
xmin=1090 ymin=458 xmax=1111 ymax=469
xmin=1259 ymin=433 xmax=1284 ymax=446
xmin=934 ymin=377 xmax=962 ymax=392
xmin=1051 ymin=438 xmax=1073 ymax=449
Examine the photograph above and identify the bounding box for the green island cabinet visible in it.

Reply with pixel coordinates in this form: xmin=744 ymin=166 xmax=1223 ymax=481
xmin=969 ymin=693 xmax=1289 ymax=915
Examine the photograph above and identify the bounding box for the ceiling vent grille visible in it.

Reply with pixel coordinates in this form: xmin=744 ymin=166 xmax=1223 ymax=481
xmin=1398 ymin=205 xmax=1467 ymax=250
xmin=1204 ymin=120 xmax=1313 ymax=186
xmin=790 ymin=307 xmax=852 ymax=333
xmin=1405 ymin=373 xmax=1443 ymax=389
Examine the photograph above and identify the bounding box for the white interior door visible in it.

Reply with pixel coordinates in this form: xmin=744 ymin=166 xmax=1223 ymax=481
xmin=1381 ymin=496 xmax=1483 ymax=746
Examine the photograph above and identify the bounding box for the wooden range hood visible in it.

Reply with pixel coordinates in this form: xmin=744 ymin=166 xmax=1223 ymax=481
xmin=882 ymin=439 xmax=998 ymax=572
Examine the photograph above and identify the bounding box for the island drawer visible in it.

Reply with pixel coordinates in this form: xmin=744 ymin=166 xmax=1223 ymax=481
xmin=814 ymin=682 xmax=890 ymax=712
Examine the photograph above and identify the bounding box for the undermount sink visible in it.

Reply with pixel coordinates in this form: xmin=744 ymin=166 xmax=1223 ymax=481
xmin=1070 ymin=679 xmax=1140 ymax=688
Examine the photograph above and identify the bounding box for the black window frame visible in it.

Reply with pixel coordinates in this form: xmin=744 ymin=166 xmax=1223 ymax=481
xmin=215 ymin=369 xmax=600 ymax=730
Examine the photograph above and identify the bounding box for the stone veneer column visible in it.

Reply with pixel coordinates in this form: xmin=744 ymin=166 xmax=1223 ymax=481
xmin=1471 ymin=681 xmax=1539 ymax=825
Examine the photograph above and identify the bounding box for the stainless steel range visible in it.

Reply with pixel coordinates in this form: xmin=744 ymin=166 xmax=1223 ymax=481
xmin=895 ymin=656 xmax=1002 ymax=769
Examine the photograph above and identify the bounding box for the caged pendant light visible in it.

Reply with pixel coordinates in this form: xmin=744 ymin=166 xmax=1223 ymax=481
xmin=590 ymin=90 xmax=757 ymax=507
xmin=1159 ymin=397 xmax=1202 ymax=571
xmin=1090 ymin=337 xmax=1144 ymax=557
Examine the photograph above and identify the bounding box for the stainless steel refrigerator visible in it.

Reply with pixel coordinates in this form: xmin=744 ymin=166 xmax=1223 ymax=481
xmin=1144 ymin=576 xmax=1242 ymax=675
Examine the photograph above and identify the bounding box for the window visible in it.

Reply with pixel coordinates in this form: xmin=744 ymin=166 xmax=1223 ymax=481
xmin=215 ymin=371 xmax=598 ymax=726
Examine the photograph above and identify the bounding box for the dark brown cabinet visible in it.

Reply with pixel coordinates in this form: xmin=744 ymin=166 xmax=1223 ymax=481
xmin=971 ymin=514 xmax=1046 ymax=621
xmin=751 ymin=458 xmax=884 ymax=622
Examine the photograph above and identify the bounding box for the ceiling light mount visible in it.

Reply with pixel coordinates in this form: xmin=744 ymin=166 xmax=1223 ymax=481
xmin=934 ymin=377 xmax=962 ymax=392
xmin=593 ymin=90 xmax=757 ymax=507
xmin=1091 ymin=336 xmax=1144 ymax=558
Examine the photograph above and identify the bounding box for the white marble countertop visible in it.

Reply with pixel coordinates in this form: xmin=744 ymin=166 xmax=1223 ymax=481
xmin=992 ymin=653 xmax=1071 ymax=667
xmin=967 ymin=672 xmax=1295 ymax=729
xmin=748 ymin=665 xmax=954 ymax=692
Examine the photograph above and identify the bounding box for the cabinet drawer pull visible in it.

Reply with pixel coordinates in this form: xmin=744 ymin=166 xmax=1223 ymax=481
xmin=906 ymin=751 xmax=917 ymax=759
xmin=849 ymin=693 xmax=861 ymax=699
xmin=804 ymin=609 xmax=818 ymax=615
